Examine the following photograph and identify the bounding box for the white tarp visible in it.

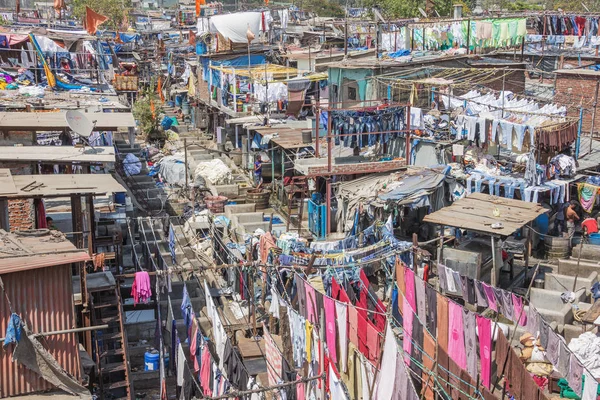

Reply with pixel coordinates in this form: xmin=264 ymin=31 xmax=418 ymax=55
xmin=209 ymin=12 xmax=261 ymax=43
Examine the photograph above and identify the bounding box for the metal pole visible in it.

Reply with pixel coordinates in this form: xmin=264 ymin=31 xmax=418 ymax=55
xmin=327 ymin=108 xmax=332 ymax=173
xmin=590 ymin=79 xmax=599 ymax=154
xmin=491 ymin=235 xmax=497 ymax=287
xmin=344 ymin=18 xmax=348 ymax=56
xmin=405 ymin=105 xmax=411 ymax=164
xmin=184 ymin=138 xmax=189 ymax=195
xmin=576 ymin=106 xmax=583 ymax=159
xmin=466 ymin=19 xmax=471 ymax=54
xmin=315 ymin=106 xmax=320 ymax=158
xmin=326 ymin=178 xmax=331 ymax=235
xmin=0 ymin=324 xmax=109 ymax=341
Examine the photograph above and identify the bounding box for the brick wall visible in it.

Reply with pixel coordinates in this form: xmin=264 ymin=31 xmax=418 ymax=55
xmin=307 ymin=159 xmax=406 ymax=175
xmin=0 ymin=162 xmax=34 ymax=231
xmin=554 ymin=72 xmax=600 ymax=133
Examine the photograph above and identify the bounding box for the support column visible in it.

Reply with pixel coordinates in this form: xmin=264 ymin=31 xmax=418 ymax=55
xmin=86 ymin=195 xmax=95 ymax=257
xmin=71 ymin=195 xmax=83 ymax=249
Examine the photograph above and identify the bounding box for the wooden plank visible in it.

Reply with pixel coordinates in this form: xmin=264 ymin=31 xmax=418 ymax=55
xmin=424 ymin=209 xmax=525 ymax=236
xmin=452 ymin=198 xmax=545 ymax=222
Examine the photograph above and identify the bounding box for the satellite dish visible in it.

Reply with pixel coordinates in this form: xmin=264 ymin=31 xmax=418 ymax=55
xmin=66 ymin=110 xmax=95 ymax=138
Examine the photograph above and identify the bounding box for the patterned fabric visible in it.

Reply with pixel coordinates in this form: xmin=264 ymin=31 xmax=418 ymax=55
xmin=264 ymin=323 xmax=283 ymax=390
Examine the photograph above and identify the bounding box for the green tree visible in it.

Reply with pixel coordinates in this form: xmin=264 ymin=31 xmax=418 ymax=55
xmin=362 ymin=0 xmax=471 ymax=18
xmin=302 ymin=0 xmax=345 ymax=17
xmin=71 ymin=0 xmax=132 ymax=30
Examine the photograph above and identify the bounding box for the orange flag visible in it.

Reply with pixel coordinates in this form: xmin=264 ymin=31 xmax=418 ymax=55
xmin=157 ymin=76 xmax=164 ymax=102
xmin=85 ymin=6 xmax=108 ymax=35
xmin=195 ymin=0 xmax=204 ymax=17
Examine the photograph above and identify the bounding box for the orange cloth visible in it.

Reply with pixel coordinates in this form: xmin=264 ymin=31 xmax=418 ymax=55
xmin=189 ymin=30 xmax=196 ymax=45
xmin=157 ymin=76 xmax=164 ymax=102
xmin=85 ymin=6 xmax=108 ymax=35
xmin=53 ymin=0 xmax=64 ymax=11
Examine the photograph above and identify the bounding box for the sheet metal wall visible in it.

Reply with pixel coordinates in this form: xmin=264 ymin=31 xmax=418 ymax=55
xmin=0 ymin=264 xmax=81 ymax=397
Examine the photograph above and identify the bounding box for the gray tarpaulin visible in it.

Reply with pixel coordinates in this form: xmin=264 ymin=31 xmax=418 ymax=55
xmin=335 ymin=167 xmax=447 ymax=233
xmin=13 ymin=327 xmax=91 ymax=399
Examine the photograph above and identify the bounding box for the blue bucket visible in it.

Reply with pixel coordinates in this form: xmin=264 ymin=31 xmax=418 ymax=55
xmin=144 ymin=350 xmax=159 ymax=371
xmin=114 ymin=192 xmax=126 ymax=205
xmin=589 ymin=233 xmax=600 ymax=245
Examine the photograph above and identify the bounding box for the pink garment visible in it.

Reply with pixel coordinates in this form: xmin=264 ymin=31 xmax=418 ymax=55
xmin=483 ymin=283 xmax=497 ymax=311
xmin=476 ymin=315 xmax=492 ymax=388
xmin=348 ymin=305 xmax=359 ymax=346
xmin=324 ymin=295 xmax=337 ymax=364
xmin=448 ymin=301 xmax=467 ymax=370
xmin=131 ymin=271 xmax=152 ymax=305
xmin=403 ymin=296 xmax=413 ymax=365
xmin=305 ymin=283 xmax=317 ymax=324
xmin=200 ymin=347 xmax=212 ymax=396
xmin=512 ymin=294 xmax=527 ymax=326
xmin=404 ymin=268 xmax=416 ymax=312
xmin=296 ymin=374 xmax=305 ymax=399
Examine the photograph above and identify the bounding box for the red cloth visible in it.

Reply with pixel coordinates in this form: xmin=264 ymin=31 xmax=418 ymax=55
xmin=582 ymin=218 xmax=599 ymax=234
xmin=84 ymin=6 xmax=108 ymax=35
xmin=35 ymin=198 xmax=47 ymax=229
xmin=357 ymin=312 xmax=368 ymax=356
xmin=357 ymin=270 xmax=369 ymax=319
xmin=366 ymin=321 xmax=380 ymax=364
xmin=331 ymin=277 xmax=341 ymax=300
xmin=374 ymin=298 xmax=386 ymax=332
xmin=200 ymin=347 xmax=212 ymax=395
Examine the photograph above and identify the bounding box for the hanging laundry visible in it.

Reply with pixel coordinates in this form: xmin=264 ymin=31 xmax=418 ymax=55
xmin=324 ymin=296 xmax=337 ymax=364
xmin=131 ymin=271 xmax=152 ymax=305
xmin=447 ymin=301 xmax=467 ymax=370
xmin=335 ymin=301 xmax=348 ymax=373
xmin=375 ymin=323 xmax=399 ymax=400
xmin=3 ymin=313 xmax=22 ymax=347
xmin=477 ymin=315 xmax=492 ymax=388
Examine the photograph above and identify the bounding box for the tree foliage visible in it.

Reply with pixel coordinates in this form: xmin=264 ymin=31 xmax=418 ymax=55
xmin=133 ymin=87 xmax=163 ymax=138
xmin=302 ymin=0 xmax=345 ymax=18
xmin=71 ymin=0 xmax=131 ymax=30
xmin=362 ymin=0 xmax=471 ymax=18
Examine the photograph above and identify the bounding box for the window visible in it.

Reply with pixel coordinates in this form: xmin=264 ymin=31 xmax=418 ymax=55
xmin=347 ymin=87 xmax=357 ymax=101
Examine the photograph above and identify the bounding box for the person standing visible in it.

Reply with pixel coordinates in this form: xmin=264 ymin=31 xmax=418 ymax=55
xmin=565 ymin=200 xmax=580 ymax=239
xmin=254 ymin=155 xmax=263 ymax=188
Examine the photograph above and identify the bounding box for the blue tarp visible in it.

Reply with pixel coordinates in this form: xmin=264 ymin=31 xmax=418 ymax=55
xmin=388 ymin=50 xmax=411 ymax=58
xmin=200 ymin=54 xmax=266 ymax=87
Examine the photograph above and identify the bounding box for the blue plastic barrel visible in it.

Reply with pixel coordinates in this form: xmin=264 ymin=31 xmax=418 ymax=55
xmin=114 ymin=192 xmax=126 ymax=205
xmin=589 ymin=233 xmax=600 ymax=246
xmin=144 ymin=350 xmax=159 ymax=371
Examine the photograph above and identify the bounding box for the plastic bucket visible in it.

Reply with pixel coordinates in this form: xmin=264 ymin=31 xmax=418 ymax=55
xmin=144 ymin=350 xmax=159 ymax=371
xmin=114 ymin=192 xmax=126 ymax=205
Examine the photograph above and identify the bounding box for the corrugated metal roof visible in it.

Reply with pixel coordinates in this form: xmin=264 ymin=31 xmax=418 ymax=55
xmin=0 ymin=230 xmax=90 ymax=274
xmin=0 ymin=264 xmax=81 ymax=396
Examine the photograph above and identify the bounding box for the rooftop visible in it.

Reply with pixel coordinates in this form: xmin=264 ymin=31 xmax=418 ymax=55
xmin=0 ymin=229 xmax=90 ymax=274
xmin=423 ymin=192 xmax=547 ymax=237
xmin=0 ymin=146 xmax=116 ymax=164
xmin=0 ymin=111 xmax=135 ymax=131
xmin=0 ymin=169 xmax=126 ymax=199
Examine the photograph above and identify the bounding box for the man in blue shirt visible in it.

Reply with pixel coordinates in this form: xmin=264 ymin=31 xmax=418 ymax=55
xmin=254 ymin=156 xmax=262 ymax=188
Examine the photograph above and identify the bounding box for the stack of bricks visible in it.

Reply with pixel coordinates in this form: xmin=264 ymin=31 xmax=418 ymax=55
xmin=0 ymin=162 xmax=34 ymax=232
xmin=8 ymin=199 xmax=33 ymax=232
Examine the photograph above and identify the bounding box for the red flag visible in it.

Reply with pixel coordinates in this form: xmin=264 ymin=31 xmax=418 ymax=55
xmin=85 ymin=6 xmax=108 ymax=35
